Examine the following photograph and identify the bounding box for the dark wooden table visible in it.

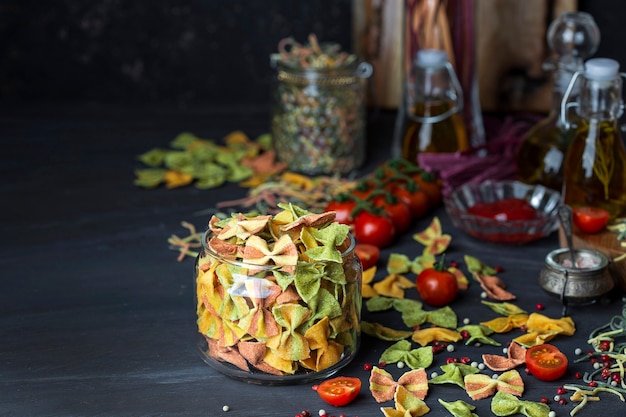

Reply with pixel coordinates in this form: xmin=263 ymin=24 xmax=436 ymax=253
xmin=2 ymin=104 xmax=624 ymax=417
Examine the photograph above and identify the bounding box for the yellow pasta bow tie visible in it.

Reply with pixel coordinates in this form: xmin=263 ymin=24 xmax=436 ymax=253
xmin=242 ymin=234 xmax=298 ymax=274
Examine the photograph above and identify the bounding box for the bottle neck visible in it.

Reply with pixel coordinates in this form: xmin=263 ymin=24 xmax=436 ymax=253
xmin=551 ymin=57 xmax=583 ymax=120
xmin=414 ymin=66 xmax=452 ymax=100
xmin=577 ymin=77 xmax=623 ymax=122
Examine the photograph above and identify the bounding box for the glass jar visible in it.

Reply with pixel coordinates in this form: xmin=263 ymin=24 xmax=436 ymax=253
xmin=516 ymin=12 xmax=600 ymax=191
xmin=271 ymin=59 xmax=372 ymax=175
xmin=561 ymin=58 xmax=626 ymax=220
xmin=194 ymin=216 xmax=362 ymax=385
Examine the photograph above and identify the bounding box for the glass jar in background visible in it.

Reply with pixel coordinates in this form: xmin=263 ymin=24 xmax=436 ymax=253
xmin=271 ymin=59 xmax=372 ymax=175
xmin=561 ymin=58 xmax=626 ymax=220
xmin=516 ymin=12 xmax=600 ymax=191
xmin=194 ymin=212 xmax=362 ymax=385
xmin=398 ymin=49 xmax=469 ymax=163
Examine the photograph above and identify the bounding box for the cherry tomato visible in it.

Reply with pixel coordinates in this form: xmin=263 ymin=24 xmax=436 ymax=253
xmin=416 ymin=264 xmax=458 ymax=307
xmin=467 ymin=198 xmax=538 ymax=221
xmin=371 ymin=195 xmax=412 ymax=234
xmin=412 ymin=171 xmax=442 ymax=208
xmin=525 ymin=344 xmax=568 ymax=381
xmin=354 ymin=243 xmax=380 ymax=270
xmin=315 ymin=376 xmax=361 ymax=407
xmin=390 ymin=186 xmax=430 ymax=219
xmin=353 ymin=211 xmax=395 ymax=248
xmin=351 ymin=179 xmax=376 ymax=201
xmin=572 ymin=206 xmax=610 ymax=234
xmin=325 ymin=199 xmax=357 ymax=225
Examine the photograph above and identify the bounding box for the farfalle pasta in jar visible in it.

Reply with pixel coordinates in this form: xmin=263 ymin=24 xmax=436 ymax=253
xmin=195 ymin=203 xmax=362 ymax=384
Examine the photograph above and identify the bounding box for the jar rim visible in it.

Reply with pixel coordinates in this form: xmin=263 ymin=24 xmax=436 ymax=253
xmin=271 ymin=55 xmax=361 ymax=72
xmin=200 ymin=229 xmax=356 ymax=271
xmin=545 ymin=247 xmax=608 ymax=272
xmin=273 ymin=60 xmax=372 ymax=86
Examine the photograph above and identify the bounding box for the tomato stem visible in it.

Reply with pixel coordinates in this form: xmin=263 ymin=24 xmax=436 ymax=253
xmin=434 ymin=254 xmax=447 ymax=272
xmin=350 ymin=199 xmax=384 ymax=217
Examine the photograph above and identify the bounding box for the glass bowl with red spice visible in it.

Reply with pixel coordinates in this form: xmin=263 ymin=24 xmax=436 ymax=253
xmin=444 ymin=180 xmax=561 ymax=244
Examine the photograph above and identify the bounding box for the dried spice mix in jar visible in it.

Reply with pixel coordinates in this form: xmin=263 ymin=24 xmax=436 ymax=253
xmin=195 ymin=203 xmax=362 ymax=384
xmin=270 ymin=35 xmax=372 ymax=175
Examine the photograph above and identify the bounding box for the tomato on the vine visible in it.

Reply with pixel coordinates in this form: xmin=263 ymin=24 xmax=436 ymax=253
xmin=325 ymin=199 xmax=357 ymax=225
xmin=351 ymin=180 xmax=375 ymax=201
xmin=572 ymin=206 xmax=610 ymax=234
xmin=391 ymin=186 xmax=430 ymax=219
xmin=353 ymin=211 xmax=395 ymax=248
xmin=412 ymin=171 xmax=442 ymax=208
xmin=315 ymin=376 xmax=361 ymax=407
xmin=415 ymin=258 xmax=458 ymax=307
xmin=525 ymin=344 xmax=568 ymax=381
xmin=371 ymin=194 xmax=412 ymax=234
xmin=354 ymin=243 xmax=380 ymax=270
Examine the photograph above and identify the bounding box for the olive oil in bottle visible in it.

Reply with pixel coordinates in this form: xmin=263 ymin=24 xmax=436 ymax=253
xmin=561 ymin=58 xmax=626 ymax=220
xmin=397 ymin=49 xmax=468 ymax=164
xmin=401 ymin=100 xmax=469 ymax=162
xmin=516 ymin=12 xmax=600 ymax=191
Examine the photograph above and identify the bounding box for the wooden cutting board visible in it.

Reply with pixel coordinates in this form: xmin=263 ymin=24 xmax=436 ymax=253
xmin=558 ymin=226 xmax=626 ymax=292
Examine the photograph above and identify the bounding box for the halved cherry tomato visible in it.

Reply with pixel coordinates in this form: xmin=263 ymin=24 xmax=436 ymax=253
xmin=572 ymin=206 xmax=610 ymax=234
xmin=354 ymin=243 xmax=380 ymax=270
xmin=416 ymin=261 xmax=458 ymax=307
xmin=353 ymin=211 xmax=395 ymax=248
xmin=525 ymin=344 xmax=568 ymax=381
xmin=315 ymin=376 xmax=361 ymax=407
xmin=325 ymin=199 xmax=357 ymax=225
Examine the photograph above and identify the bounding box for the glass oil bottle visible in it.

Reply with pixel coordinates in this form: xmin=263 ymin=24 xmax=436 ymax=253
xmin=561 ymin=58 xmax=626 ymax=220
xmin=516 ymin=12 xmax=600 ymax=191
xmin=398 ymin=49 xmax=468 ymax=164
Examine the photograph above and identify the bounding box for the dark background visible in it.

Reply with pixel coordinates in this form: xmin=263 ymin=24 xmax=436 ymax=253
xmin=1 ymin=0 xmax=624 ymax=111
xmin=0 ymin=0 xmax=352 ymax=109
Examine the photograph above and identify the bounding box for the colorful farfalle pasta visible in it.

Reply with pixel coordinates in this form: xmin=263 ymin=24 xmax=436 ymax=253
xmin=195 ymin=203 xmax=362 ymax=380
